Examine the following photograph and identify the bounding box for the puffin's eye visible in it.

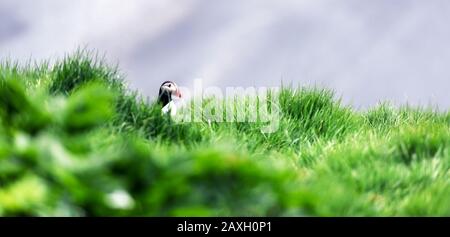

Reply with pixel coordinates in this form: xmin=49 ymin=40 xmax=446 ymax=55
xmin=168 ymin=84 xmax=172 ymax=88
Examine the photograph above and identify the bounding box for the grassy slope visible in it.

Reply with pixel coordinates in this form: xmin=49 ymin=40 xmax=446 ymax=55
xmin=0 ymin=52 xmax=449 ymax=216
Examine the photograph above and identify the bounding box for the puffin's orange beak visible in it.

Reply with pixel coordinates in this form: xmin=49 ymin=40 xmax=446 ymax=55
xmin=175 ymin=89 xmax=182 ymax=98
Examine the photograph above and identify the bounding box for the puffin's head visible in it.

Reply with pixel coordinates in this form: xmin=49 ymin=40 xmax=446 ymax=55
xmin=159 ymin=81 xmax=181 ymax=98
xmin=158 ymin=81 xmax=182 ymax=106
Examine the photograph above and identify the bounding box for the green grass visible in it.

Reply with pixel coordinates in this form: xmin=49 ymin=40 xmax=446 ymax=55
xmin=0 ymin=51 xmax=449 ymax=216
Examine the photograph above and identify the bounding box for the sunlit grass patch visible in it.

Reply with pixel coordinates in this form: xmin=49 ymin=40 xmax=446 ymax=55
xmin=0 ymin=51 xmax=448 ymax=216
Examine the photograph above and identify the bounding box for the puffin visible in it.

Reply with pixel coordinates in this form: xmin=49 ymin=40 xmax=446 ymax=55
xmin=158 ymin=81 xmax=182 ymax=116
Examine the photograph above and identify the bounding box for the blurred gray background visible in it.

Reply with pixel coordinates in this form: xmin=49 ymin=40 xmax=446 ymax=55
xmin=1 ymin=0 xmax=449 ymax=109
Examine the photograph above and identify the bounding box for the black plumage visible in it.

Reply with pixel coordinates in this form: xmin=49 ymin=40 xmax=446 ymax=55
xmin=158 ymin=81 xmax=174 ymax=107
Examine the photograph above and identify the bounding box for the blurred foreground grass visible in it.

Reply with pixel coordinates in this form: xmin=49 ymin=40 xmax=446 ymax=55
xmin=0 ymin=51 xmax=449 ymax=216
